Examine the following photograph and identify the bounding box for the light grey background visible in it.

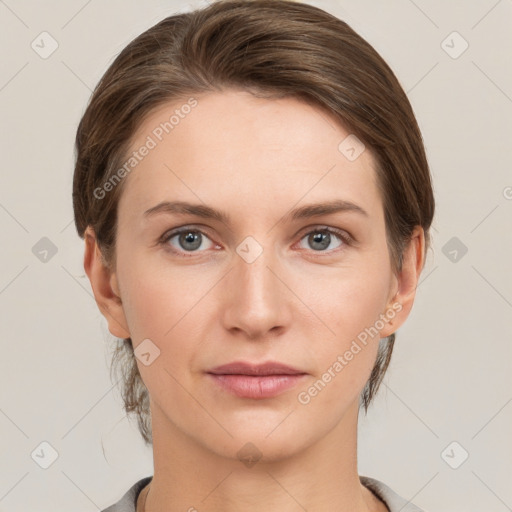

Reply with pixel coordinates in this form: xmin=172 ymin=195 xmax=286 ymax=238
xmin=1 ymin=1 xmax=511 ymax=511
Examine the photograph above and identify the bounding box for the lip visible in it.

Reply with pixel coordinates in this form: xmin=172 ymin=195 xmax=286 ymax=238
xmin=207 ymin=361 xmax=305 ymax=376
xmin=206 ymin=361 xmax=307 ymax=399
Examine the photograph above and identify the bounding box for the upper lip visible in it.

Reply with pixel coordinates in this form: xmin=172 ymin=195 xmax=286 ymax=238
xmin=207 ymin=361 xmax=306 ymax=376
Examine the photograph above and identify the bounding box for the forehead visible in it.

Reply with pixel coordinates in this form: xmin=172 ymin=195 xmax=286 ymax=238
xmin=117 ymin=89 xmax=382 ymax=225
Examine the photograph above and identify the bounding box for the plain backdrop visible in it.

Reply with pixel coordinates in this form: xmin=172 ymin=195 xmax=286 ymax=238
xmin=0 ymin=1 xmax=511 ymax=511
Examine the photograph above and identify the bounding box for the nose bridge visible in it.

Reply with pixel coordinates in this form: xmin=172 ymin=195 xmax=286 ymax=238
xmin=235 ymin=234 xmax=278 ymax=304
xmin=222 ymin=234 xmax=285 ymax=336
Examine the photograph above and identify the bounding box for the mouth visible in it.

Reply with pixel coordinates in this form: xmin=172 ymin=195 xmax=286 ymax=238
xmin=208 ymin=361 xmax=306 ymax=376
xmin=206 ymin=361 xmax=308 ymax=399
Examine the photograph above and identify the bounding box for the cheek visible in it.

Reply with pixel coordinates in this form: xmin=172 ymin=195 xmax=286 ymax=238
xmin=115 ymin=258 xmax=205 ymax=405
xmin=116 ymin=250 xmax=191 ymax=341
xmin=296 ymin=260 xmax=390 ymax=342
xmin=116 ymin=254 xmax=211 ymax=376
xmin=290 ymin=260 xmax=390 ymax=397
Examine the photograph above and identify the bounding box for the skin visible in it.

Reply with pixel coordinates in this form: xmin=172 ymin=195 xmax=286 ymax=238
xmin=84 ymin=89 xmax=424 ymax=512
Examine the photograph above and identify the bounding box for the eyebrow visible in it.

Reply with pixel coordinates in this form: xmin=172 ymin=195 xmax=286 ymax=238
xmin=143 ymin=199 xmax=368 ymax=224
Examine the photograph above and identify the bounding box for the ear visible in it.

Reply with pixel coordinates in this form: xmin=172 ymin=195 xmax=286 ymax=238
xmin=379 ymin=225 xmax=425 ymax=338
xmin=83 ymin=226 xmax=131 ymax=339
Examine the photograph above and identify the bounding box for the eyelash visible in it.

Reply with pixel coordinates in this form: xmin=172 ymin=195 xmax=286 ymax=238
xmin=158 ymin=225 xmax=354 ymax=258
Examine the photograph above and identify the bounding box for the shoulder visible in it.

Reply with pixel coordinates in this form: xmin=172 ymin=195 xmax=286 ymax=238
xmin=360 ymin=475 xmax=427 ymax=512
xmin=101 ymin=476 xmax=153 ymax=512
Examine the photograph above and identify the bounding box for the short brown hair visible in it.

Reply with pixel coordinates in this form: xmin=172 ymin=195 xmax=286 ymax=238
xmin=73 ymin=0 xmax=435 ymax=445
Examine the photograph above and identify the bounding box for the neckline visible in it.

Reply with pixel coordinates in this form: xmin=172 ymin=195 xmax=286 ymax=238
xmin=132 ymin=475 xmax=391 ymax=511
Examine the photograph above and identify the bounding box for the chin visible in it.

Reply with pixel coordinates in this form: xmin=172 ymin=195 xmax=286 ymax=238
xmin=203 ymin=423 xmax=318 ymax=467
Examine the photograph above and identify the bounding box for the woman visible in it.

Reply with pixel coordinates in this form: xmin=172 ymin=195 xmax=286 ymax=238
xmin=73 ymin=0 xmax=434 ymax=510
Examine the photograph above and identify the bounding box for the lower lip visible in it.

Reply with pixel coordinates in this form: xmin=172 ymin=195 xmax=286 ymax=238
xmin=207 ymin=373 xmax=307 ymax=399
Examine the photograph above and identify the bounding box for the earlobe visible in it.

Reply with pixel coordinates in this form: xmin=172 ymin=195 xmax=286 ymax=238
xmin=83 ymin=226 xmax=131 ymax=339
xmin=378 ymin=296 xmax=402 ymax=339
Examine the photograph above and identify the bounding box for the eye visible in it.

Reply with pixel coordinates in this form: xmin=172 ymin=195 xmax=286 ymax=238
xmin=159 ymin=225 xmax=354 ymax=258
xmin=296 ymin=227 xmax=353 ymax=253
xmin=159 ymin=227 xmax=217 ymax=256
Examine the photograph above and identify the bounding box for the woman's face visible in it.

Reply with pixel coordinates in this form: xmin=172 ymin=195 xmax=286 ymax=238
xmin=100 ymin=89 xmax=411 ymax=461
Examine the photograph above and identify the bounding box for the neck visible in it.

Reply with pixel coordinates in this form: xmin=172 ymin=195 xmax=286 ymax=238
xmin=143 ymin=399 xmax=387 ymax=512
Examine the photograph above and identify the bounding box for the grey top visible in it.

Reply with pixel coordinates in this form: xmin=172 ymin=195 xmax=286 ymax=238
xmin=102 ymin=475 xmax=426 ymax=511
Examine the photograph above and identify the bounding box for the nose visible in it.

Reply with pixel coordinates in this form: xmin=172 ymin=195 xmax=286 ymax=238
xmin=220 ymin=242 xmax=290 ymax=341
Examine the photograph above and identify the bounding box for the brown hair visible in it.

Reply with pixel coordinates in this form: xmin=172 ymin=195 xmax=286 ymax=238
xmin=73 ymin=0 xmax=435 ymax=445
